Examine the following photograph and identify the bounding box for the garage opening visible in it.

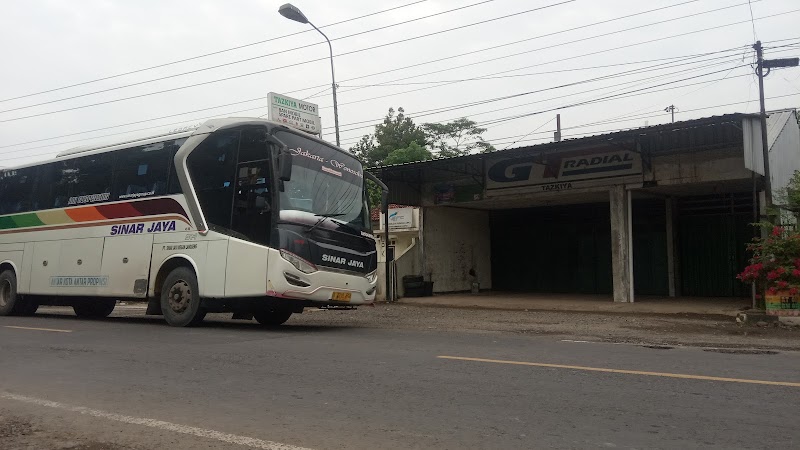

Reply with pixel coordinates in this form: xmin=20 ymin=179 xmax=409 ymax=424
xmin=490 ymin=203 xmax=612 ymax=294
xmin=677 ymin=193 xmax=753 ymax=297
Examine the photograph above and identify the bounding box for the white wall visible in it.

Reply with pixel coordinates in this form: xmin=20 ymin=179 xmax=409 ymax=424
xmin=651 ymin=149 xmax=752 ymax=186
xmin=768 ymin=111 xmax=800 ymax=207
xmin=423 ymin=207 xmax=491 ymax=293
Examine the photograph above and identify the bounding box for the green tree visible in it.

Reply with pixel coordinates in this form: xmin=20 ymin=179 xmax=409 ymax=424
xmin=423 ymin=118 xmax=495 ymax=158
xmin=383 ymin=142 xmax=433 ymax=166
xmin=349 ymin=107 xmax=430 ymax=211
xmin=351 ymin=107 xmax=428 ymax=167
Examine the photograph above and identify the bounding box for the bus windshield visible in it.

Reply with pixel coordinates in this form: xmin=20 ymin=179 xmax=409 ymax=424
xmin=275 ymin=131 xmax=370 ymax=234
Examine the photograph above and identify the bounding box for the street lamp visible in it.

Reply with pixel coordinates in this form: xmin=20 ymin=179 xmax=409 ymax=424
xmin=279 ymin=3 xmax=341 ymax=147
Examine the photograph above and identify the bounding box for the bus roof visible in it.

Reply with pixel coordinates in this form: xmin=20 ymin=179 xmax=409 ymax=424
xmin=2 ymin=117 xmax=350 ymax=172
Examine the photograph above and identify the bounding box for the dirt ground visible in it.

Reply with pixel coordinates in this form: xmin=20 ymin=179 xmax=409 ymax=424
xmin=0 ymin=410 xmax=138 ymax=450
xmin=287 ymin=302 xmax=800 ymax=351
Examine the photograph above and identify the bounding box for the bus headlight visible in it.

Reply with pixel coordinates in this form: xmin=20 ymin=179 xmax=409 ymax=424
xmin=280 ymin=249 xmax=317 ymax=274
xmin=365 ymin=270 xmax=377 ymax=284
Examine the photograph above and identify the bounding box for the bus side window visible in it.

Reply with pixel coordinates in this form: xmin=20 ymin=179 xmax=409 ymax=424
xmin=34 ymin=164 xmax=56 ymax=211
xmin=51 ymin=154 xmax=114 ymax=208
xmin=112 ymin=143 xmax=170 ymax=201
xmin=0 ymin=167 xmax=36 ymax=215
xmin=72 ymin=154 xmax=114 ymax=200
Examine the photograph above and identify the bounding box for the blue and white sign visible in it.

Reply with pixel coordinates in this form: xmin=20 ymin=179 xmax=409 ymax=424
xmin=386 ymin=208 xmax=414 ymax=229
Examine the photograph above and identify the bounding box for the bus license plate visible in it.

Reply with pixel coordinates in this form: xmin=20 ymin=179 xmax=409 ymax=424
xmin=331 ymin=292 xmax=351 ymax=302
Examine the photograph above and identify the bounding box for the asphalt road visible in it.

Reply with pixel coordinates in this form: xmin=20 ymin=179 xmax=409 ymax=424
xmin=1 ymin=308 xmax=799 ymax=449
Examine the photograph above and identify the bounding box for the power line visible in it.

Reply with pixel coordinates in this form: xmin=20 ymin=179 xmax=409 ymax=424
xmin=0 ymin=0 xmax=575 ymax=124
xmin=0 ymin=3 xmax=732 ymax=148
xmin=0 ymin=105 xmax=271 ymax=163
xmin=2 ymin=62 xmax=744 ymax=160
xmin=338 ymin=66 xmax=754 ymax=146
xmin=0 ymin=0 xmax=430 ymax=104
xmin=373 ymin=91 xmax=800 ymax=150
xmin=371 ymin=91 xmax=800 ymax=149
xmin=747 ymin=0 xmax=758 ymax=41
xmin=0 ymin=0 xmax=562 ymax=115
xmin=328 ymin=53 xmax=749 ymax=128
xmin=0 ymin=96 xmax=265 ymax=150
xmin=290 ymin=0 xmax=708 ymax=99
xmin=0 ymin=38 xmax=790 ymax=158
xmin=335 ymin=59 xmax=750 ymax=137
xmin=0 ymin=48 xmax=748 ymax=151
xmin=5 ymin=71 xmax=796 ymax=164
xmin=336 ymin=51 xmax=747 ymax=88
xmin=475 ymin=67 xmax=751 ymax=128
xmin=1 ymin=2 xmax=781 ymax=124
xmin=317 ymin=0 xmax=745 ymax=101
xmin=315 ymin=5 xmax=797 ymax=109
xmin=501 ymin=117 xmax=556 ymax=150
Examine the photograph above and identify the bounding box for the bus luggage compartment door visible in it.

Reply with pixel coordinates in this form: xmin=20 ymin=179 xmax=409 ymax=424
xmin=101 ymin=234 xmax=155 ymax=297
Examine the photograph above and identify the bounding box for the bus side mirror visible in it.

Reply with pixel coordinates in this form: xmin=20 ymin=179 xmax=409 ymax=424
xmin=279 ymin=152 xmax=293 ymax=181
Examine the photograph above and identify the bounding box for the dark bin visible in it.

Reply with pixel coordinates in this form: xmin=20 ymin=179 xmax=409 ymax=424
xmin=423 ymin=281 xmax=434 ymax=297
xmin=403 ymin=275 xmax=426 ymax=297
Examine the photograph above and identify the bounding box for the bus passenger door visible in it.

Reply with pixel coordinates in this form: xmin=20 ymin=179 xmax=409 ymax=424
xmin=101 ymin=234 xmax=155 ymax=298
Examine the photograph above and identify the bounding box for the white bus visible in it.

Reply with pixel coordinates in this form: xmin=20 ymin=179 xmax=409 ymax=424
xmin=0 ymin=118 xmax=378 ymax=326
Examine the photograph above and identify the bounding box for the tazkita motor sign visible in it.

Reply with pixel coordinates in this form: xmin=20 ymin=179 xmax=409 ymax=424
xmin=268 ymin=92 xmax=321 ymax=135
xmin=486 ymin=148 xmax=642 ymax=191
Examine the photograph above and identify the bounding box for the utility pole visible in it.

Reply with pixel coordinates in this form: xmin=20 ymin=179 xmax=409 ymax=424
xmin=554 ymin=114 xmax=562 ymax=142
xmin=754 ymin=41 xmax=799 ymax=209
xmin=664 ymin=105 xmax=676 ymax=123
xmin=754 ymin=41 xmax=773 ymax=209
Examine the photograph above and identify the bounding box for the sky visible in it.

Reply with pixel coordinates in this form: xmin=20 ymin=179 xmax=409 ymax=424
xmin=1 ymin=0 xmax=799 ymax=168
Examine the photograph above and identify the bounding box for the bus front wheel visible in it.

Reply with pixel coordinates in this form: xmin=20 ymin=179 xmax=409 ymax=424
xmin=161 ymin=267 xmax=205 ymax=327
xmin=73 ymin=299 xmax=116 ymax=318
xmin=253 ymin=308 xmax=292 ymax=326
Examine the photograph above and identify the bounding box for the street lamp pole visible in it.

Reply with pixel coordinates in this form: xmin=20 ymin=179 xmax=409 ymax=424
xmin=279 ymin=3 xmax=340 ymax=147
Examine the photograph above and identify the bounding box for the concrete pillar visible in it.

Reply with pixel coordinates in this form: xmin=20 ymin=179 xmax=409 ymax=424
xmin=666 ymin=197 xmax=676 ymax=297
xmin=610 ymin=186 xmax=634 ymax=303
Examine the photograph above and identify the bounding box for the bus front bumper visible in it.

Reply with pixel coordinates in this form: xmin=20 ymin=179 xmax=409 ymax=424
xmin=268 ymin=256 xmax=377 ymax=305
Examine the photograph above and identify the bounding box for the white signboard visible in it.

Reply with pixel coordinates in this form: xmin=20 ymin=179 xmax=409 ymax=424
xmin=383 ymin=208 xmax=415 ymax=230
xmin=267 ymin=92 xmax=321 ymax=135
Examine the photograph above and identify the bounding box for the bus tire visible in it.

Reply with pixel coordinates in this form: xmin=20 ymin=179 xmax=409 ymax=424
xmin=0 ymin=270 xmax=19 ymax=316
xmin=73 ymin=298 xmax=116 ymax=318
xmin=160 ymin=267 xmax=204 ymax=327
xmin=253 ymin=308 xmax=292 ymax=326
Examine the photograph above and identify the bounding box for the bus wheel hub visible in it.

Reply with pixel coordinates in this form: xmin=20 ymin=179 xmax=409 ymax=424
xmin=0 ymin=280 xmax=10 ymax=308
xmin=168 ymin=281 xmax=191 ymax=313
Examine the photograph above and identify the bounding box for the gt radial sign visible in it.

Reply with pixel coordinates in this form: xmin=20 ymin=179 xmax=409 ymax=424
xmin=268 ymin=92 xmax=321 ymax=135
xmin=486 ymin=148 xmax=642 ymax=191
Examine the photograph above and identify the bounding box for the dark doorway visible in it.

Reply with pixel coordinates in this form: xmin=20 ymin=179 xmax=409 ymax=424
xmin=677 ymin=193 xmax=752 ymax=297
xmin=490 ymin=203 xmax=612 ymax=294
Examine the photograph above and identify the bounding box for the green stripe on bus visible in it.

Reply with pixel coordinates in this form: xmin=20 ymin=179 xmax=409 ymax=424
xmin=10 ymin=213 xmax=44 ymax=228
xmin=0 ymin=216 xmax=16 ymax=230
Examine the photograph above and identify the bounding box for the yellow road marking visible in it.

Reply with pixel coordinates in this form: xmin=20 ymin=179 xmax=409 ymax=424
xmin=438 ymin=356 xmax=800 ymax=388
xmin=4 ymin=325 xmax=73 ymax=333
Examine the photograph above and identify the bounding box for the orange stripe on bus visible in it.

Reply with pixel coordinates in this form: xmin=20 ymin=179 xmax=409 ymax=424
xmin=64 ymin=206 xmax=107 ymax=222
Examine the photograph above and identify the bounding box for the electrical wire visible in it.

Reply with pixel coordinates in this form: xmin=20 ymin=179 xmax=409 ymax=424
xmin=0 ymin=47 xmax=752 ymax=151
xmin=0 ymin=0 xmax=430 ymax=104
xmin=0 ymin=0 xmax=563 ymax=115
xmin=335 ymin=60 xmax=750 ymax=138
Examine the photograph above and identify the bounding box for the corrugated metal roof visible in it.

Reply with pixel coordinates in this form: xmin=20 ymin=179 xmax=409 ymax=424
xmin=369 ymin=112 xmax=761 ymax=173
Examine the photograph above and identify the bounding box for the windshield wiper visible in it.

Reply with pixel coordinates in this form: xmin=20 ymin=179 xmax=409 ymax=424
xmin=306 ymin=213 xmax=347 ymax=233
